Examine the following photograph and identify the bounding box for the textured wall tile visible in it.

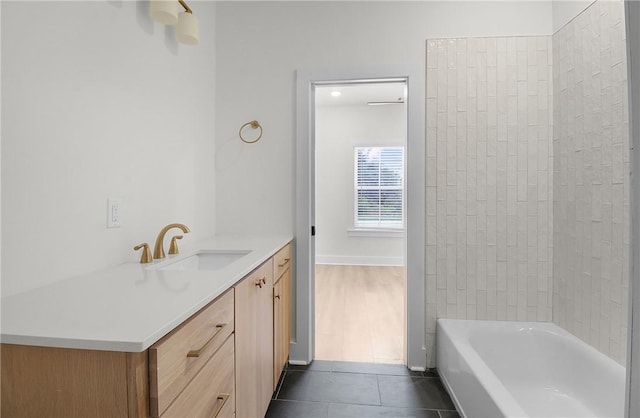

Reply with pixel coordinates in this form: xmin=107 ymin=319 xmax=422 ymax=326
xmin=426 ymin=35 xmax=553 ymax=367
xmin=424 ymin=9 xmax=628 ymax=367
xmin=552 ymin=0 xmax=629 ymax=366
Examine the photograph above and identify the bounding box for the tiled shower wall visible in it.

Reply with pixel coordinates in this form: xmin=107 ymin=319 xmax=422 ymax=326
xmin=425 ymin=37 xmax=554 ymax=365
xmin=552 ymin=0 xmax=630 ymax=365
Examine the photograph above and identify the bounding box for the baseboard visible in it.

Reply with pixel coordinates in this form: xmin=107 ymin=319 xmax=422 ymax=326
xmin=316 ymin=255 xmax=404 ymax=266
xmin=287 ymin=359 xmax=311 ymax=366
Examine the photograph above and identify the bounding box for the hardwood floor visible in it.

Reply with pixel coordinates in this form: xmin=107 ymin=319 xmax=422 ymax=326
xmin=315 ymin=264 xmax=406 ymax=364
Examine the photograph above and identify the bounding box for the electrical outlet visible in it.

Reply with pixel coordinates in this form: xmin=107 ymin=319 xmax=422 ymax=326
xmin=107 ymin=198 xmax=122 ymax=228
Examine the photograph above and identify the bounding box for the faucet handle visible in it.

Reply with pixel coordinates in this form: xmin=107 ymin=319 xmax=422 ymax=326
xmin=134 ymin=243 xmax=153 ymax=263
xmin=168 ymin=235 xmax=184 ymax=255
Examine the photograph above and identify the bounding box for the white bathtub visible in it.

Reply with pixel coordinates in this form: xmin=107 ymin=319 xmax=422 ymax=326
xmin=436 ymin=319 xmax=626 ymax=418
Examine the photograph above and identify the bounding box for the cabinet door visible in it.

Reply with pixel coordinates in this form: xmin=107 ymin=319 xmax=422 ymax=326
xmin=273 ymin=267 xmax=291 ymax=388
xmin=235 ymin=260 xmax=273 ymax=418
xmin=258 ymin=268 xmax=275 ymax=415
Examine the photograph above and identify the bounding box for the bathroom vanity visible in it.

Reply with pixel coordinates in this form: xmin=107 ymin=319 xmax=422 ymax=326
xmin=1 ymin=236 xmax=292 ymax=418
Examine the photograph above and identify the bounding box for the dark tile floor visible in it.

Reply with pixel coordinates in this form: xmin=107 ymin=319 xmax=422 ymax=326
xmin=266 ymin=361 xmax=460 ymax=418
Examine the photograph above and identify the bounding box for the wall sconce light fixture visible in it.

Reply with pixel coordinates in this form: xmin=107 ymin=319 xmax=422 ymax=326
xmin=150 ymin=0 xmax=199 ymax=45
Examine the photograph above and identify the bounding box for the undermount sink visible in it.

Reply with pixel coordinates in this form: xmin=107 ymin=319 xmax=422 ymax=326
xmin=152 ymin=250 xmax=252 ymax=271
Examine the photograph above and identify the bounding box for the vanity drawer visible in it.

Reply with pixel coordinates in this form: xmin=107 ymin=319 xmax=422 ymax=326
xmin=161 ymin=335 xmax=235 ymax=418
xmin=274 ymin=243 xmax=291 ymax=282
xmin=149 ymin=289 xmax=234 ymax=417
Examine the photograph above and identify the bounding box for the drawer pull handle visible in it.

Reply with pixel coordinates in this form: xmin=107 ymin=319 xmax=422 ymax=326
xmin=261 ymin=277 xmax=267 ymax=285
xmin=278 ymin=258 xmax=290 ymax=267
xmin=187 ymin=323 xmax=227 ymax=358
xmin=211 ymin=393 xmax=230 ymax=418
xmin=255 ymin=280 xmax=263 ymax=288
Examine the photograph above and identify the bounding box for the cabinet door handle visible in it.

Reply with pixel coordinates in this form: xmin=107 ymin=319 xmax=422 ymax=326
xmin=211 ymin=393 xmax=230 ymax=418
xmin=187 ymin=323 xmax=227 ymax=358
xmin=275 ymin=294 xmax=281 ymax=300
xmin=255 ymin=280 xmax=263 ymax=288
xmin=261 ymin=277 xmax=267 ymax=285
xmin=278 ymin=258 xmax=290 ymax=267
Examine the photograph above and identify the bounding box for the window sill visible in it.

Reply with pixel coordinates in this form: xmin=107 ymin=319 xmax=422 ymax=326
xmin=347 ymin=228 xmax=405 ymax=238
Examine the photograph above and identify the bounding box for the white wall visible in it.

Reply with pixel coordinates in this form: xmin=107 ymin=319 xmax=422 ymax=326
xmin=1 ymin=1 xmax=217 ymax=296
xmin=315 ymin=104 xmax=405 ymax=266
xmin=553 ymin=0 xmax=595 ymax=32
xmin=214 ymin=1 xmax=554 ymax=237
xmin=215 ymin=0 xmax=553 ymax=368
xmin=1 ymin=1 xmax=3 ymax=302
xmin=552 ymin=0 xmax=630 ymax=365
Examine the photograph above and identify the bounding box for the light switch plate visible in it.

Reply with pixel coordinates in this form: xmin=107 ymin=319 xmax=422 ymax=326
xmin=107 ymin=198 xmax=122 ymax=228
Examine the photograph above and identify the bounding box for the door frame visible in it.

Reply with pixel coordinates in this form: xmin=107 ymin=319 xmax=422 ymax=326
xmin=292 ymin=65 xmax=427 ymax=370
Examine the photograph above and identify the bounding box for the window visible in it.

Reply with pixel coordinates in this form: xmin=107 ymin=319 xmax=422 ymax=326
xmin=354 ymin=146 xmax=404 ymax=229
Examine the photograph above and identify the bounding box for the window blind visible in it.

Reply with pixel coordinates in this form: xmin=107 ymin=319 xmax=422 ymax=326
xmin=354 ymin=146 xmax=404 ymax=229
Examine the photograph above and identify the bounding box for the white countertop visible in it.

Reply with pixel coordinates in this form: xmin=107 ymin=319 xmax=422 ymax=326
xmin=1 ymin=235 xmax=292 ymax=352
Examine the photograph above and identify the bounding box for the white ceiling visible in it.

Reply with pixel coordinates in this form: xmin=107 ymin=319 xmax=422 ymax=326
xmin=315 ymin=82 xmax=407 ymax=108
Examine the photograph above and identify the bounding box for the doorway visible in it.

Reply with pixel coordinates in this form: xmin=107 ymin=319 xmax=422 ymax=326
xmin=314 ymin=82 xmax=407 ymax=364
xmin=293 ymin=67 xmax=427 ymax=371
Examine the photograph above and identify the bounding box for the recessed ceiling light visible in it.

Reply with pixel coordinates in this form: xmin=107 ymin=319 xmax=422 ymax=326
xmin=330 ymin=91 xmax=341 ymax=97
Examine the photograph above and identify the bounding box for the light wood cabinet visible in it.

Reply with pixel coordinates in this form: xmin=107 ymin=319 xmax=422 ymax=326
xmin=0 ymin=290 xmax=235 ymax=418
xmin=1 ymin=242 xmax=293 ymax=418
xmin=273 ymin=243 xmax=292 ymax=387
xmin=234 ymin=259 xmax=274 ymax=418
xmin=149 ymin=289 xmax=235 ymax=417
xmin=1 ymin=344 xmax=148 ymax=418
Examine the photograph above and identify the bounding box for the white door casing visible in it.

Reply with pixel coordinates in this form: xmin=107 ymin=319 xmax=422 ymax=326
xmin=293 ymin=65 xmax=427 ymax=370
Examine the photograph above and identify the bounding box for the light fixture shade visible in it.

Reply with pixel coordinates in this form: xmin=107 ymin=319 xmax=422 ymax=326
xmin=150 ymin=0 xmax=178 ymax=25
xmin=176 ymin=12 xmax=199 ymax=45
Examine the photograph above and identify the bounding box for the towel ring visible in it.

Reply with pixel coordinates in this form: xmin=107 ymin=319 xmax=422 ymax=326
xmin=239 ymin=120 xmax=263 ymax=144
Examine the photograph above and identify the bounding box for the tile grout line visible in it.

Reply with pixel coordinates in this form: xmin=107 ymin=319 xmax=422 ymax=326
xmin=374 ymin=373 xmax=383 ymax=407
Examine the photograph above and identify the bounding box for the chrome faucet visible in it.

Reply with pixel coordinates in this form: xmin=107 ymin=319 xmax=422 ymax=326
xmin=153 ymin=223 xmax=190 ymax=259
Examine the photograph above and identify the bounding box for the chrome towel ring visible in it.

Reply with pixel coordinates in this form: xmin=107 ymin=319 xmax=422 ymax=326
xmin=239 ymin=120 xmax=263 ymax=144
